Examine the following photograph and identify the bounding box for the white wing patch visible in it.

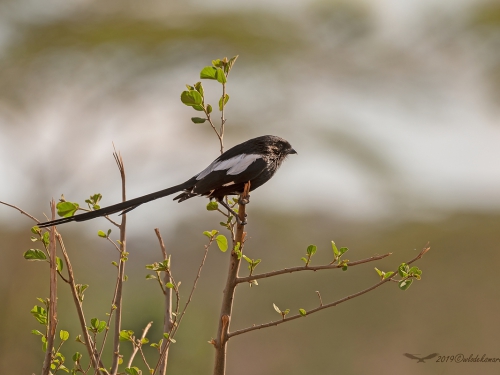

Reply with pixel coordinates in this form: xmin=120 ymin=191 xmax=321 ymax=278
xmin=196 ymin=154 xmax=262 ymax=180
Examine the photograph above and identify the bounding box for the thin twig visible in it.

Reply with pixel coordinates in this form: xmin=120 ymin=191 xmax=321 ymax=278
xmin=236 ymin=253 xmax=392 ymax=284
xmin=41 ymin=200 xmax=58 ymax=375
xmin=154 ymin=228 xmax=173 ymax=375
xmin=153 ymin=238 xmax=213 ymax=375
xmin=126 ymin=321 xmax=153 ymax=368
xmin=228 ymin=245 xmax=431 ymax=339
xmin=0 ymin=200 xmax=39 ymax=222
xmin=110 ymin=149 xmax=127 ymax=375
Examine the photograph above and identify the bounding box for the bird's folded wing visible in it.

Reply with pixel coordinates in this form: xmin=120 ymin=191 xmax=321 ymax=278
xmin=193 ymin=155 xmax=267 ymax=194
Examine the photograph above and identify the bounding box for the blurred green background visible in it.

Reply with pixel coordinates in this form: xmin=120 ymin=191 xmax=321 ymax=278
xmin=1 ymin=0 xmax=500 ymax=374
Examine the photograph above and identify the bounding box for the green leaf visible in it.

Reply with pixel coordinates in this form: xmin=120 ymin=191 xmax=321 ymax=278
xmin=141 ymin=337 xmax=149 ymax=344
xmin=193 ymin=104 xmax=204 ymax=111
xmin=145 ymin=274 xmax=157 ymax=280
xmin=56 ymin=256 xmax=63 ymax=272
xmin=206 ymin=104 xmax=213 ymax=114
xmin=216 ymin=235 xmax=228 ymax=252
xmin=97 ymin=321 xmax=106 ymax=333
xmin=227 ymin=55 xmax=239 ymax=72
xmin=203 ymin=231 xmax=212 ymax=238
xmin=119 ymin=330 xmax=133 ymax=341
xmin=273 ymin=303 xmax=281 ymax=314
xmin=31 ymin=329 xmax=43 ymax=336
xmin=191 ymin=117 xmax=206 ymax=124
xmin=194 ymin=81 xmax=204 ymax=96
xmin=339 ymin=247 xmax=348 ymax=255
xmin=169 ymin=337 xmax=177 ymax=343
xmin=242 ymin=255 xmax=252 ymax=264
xmin=383 ymin=271 xmax=395 ymax=279
xmin=72 ymin=352 xmax=82 ymax=362
xmin=212 ymin=59 xmax=222 ymax=67
xmin=31 ymin=226 xmax=41 ymax=235
xmin=216 ymin=68 xmax=227 ymax=83
xmin=56 ymin=201 xmax=79 ymax=218
xmin=331 ymin=241 xmax=339 ymax=257
xmin=342 ymin=265 xmax=348 ymax=271
xmin=299 ymin=309 xmax=307 ymax=316
xmin=200 ymin=66 xmax=217 ymax=80
xmin=97 ymin=230 xmax=107 ymax=238
xmin=60 ymin=330 xmax=69 ymax=341
xmin=283 ymin=309 xmax=290 ymax=316
xmin=125 ymin=367 xmax=141 ymax=375
xmin=91 ymin=318 xmax=100 ymax=329
xmin=42 ymin=232 xmax=50 ymax=246
xmin=31 ymin=305 xmax=48 ymax=325
xmin=166 ymin=282 xmax=174 ymax=289
xmin=24 ymin=249 xmax=47 ymax=261
xmin=163 ymin=333 xmax=170 ymax=339
xmin=206 ymin=201 xmax=219 ymax=211
xmin=180 ymin=90 xmax=203 ymax=106
xmin=375 ymin=267 xmax=384 ymax=277
xmin=218 ymin=94 xmax=229 ymax=111
xmin=398 ymin=263 xmax=409 ymax=278
xmin=399 ymin=279 xmax=413 ymax=291
xmin=300 ymin=257 xmax=308 ymax=263
xmin=306 ymin=245 xmax=317 ymax=256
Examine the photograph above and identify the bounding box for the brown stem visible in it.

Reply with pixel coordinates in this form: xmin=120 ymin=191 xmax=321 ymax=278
xmin=236 ymin=253 xmax=392 ymax=284
xmin=154 ymin=228 xmax=173 ymax=375
xmin=0 ymin=200 xmax=39 ymax=222
xmin=228 ymin=245 xmax=430 ymax=339
xmin=57 ymin=234 xmax=105 ymax=373
xmin=110 ymin=150 xmax=127 ymax=375
xmin=41 ymin=200 xmax=58 ymax=375
xmin=213 ymin=182 xmax=250 ymax=375
xmin=126 ymin=321 xmax=153 ymax=368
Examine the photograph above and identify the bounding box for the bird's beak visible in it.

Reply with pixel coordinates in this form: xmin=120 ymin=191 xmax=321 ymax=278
xmin=289 ymin=148 xmax=297 ymax=155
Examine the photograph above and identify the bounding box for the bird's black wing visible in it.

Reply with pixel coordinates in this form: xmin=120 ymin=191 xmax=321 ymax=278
xmin=192 ymin=155 xmax=267 ymax=195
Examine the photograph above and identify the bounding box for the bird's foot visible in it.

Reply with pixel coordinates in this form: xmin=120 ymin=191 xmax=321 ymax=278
xmin=238 ymin=194 xmax=250 ymax=206
xmin=235 ymin=216 xmax=247 ymax=226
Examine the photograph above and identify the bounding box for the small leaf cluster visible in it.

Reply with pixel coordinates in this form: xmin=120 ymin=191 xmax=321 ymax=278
xmin=331 ymin=241 xmax=349 ymax=270
xmin=397 ymin=263 xmax=423 ymax=291
xmin=31 ymin=298 xmax=72 ymax=373
xmin=273 ymin=303 xmax=290 ymax=320
xmin=88 ymin=317 xmax=107 ymax=334
xmin=24 ymin=226 xmax=63 ymax=272
xmin=301 ymin=244 xmax=317 ymax=266
xmin=180 ymin=56 xmax=238 ymax=124
xmin=203 ymin=230 xmax=228 ymax=252
xmin=242 ymin=255 xmax=261 ymax=283
xmin=85 ymin=193 xmax=102 ymax=211
xmin=97 ymin=228 xmax=112 ymax=238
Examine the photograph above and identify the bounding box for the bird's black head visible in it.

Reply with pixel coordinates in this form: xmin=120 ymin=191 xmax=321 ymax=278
xmin=258 ymin=135 xmax=297 ymax=158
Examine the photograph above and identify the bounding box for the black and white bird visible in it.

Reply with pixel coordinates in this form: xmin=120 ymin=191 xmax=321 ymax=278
xmin=38 ymin=135 xmax=297 ymax=228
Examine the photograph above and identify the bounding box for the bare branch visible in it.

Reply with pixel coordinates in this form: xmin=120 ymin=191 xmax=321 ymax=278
xmin=236 ymin=253 xmax=392 ymax=284
xmin=228 ymin=245 xmax=430 ymax=339
xmin=110 ymin=149 xmax=127 ymax=375
xmin=41 ymin=200 xmax=58 ymax=375
xmin=127 ymin=321 xmax=153 ymax=369
xmin=154 ymin=228 xmax=173 ymax=375
xmin=0 ymin=200 xmax=39 ymax=222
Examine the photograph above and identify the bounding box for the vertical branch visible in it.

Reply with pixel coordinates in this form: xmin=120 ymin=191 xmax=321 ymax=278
xmin=57 ymin=234 xmax=104 ymax=373
xmin=220 ymin=82 xmax=226 ymax=153
xmin=110 ymin=150 xmax=127 ymax=375
xmin=213 ymin=182 xmax=250 ymax=375
xmin=41 ymin=200 xmax=58 ymax=375
xmin=155 ymin=228 xmax=173 ymax=375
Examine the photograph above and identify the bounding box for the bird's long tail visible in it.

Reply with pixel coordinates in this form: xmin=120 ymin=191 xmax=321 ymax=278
xmin=37 ymin=182 xmax=190 ymax=228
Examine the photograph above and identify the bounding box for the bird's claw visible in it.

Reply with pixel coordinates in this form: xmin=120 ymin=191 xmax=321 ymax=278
xmin=238 ymin=194 xmax=250 ymax=206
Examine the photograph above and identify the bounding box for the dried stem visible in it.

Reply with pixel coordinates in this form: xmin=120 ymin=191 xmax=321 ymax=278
xmin=228 ymin=245 xmax=430 ymax=339
xmin=0 ymin=200 xmax=39 ymax=222
xmin=41 ymin=200 xmax=58 ymax=375
xmin=154 ymin=228 xmax=173 ymax=375
xmin=213 ymin=182 xmax=250 ymax=375
xmin=236 ymin=253 xmax=392 ymax=284
xmin=110 ymin=149 xmax=127 ymax=375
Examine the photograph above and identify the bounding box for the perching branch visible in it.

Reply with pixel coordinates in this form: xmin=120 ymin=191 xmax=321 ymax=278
xmin=228 ymin=245 xmax=431 ymax=339
xmin=126 ymin=321 xmax=153 ymax=369
xmin=213 ymin=181 xmax=250 ymax=375
xmin=236 ymin=253 xmax=392 ymax=284
xmin=41 ymin=200 xmax=58 ymax=375
xmin=110 ymin=149 xmax=127 ymax=375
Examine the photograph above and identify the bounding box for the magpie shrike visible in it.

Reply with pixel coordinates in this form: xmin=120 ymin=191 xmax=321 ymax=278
xmin=38 ymin=135 xmax=296 ymax=227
